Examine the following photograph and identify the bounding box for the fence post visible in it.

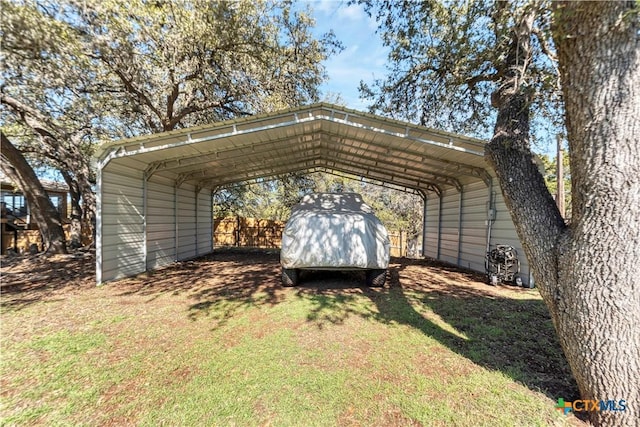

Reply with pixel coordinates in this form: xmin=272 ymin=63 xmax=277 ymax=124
xmin=235 ymin=216 xmax=240 ymax=247
xmin=403 ymin=231 xmax=408 ymax=257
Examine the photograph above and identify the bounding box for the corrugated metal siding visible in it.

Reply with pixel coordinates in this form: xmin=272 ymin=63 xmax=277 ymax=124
xmin=423 ymin=195 xmax=439 ymax=258
xmin=176 ymin=183 xmax=197 ymax=260
xmin=419 ymin=179 xmax=531 ymax=286
xmin=99 ymin=162 xmax=216 ymax=282
xmin=197 ymin=190 xmax=213 ymax=255
xmin=100 ymin=160 xmax=145 ymax=282
xmin=458 ymin=181 xmax=489 ymax=272
xmin=438 ymin=187 xmax=460 ymax=265
xmin=146 ymin=174 xmax=176 ymax=269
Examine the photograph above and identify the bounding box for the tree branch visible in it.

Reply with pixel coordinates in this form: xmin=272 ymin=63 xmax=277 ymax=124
xmin=465 ymin=72 xmax=501 ymax=88
xmin=532 ymin=26 xmax=557 ymax=62
xmin=109 ymin=66 xmax=164 ymax=125
xmin=1 ymin=93 xmax=61 ymax=135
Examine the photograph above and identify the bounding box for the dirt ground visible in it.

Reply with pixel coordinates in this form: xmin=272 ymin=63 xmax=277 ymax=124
xmin=1 ymin=249 xmax=96 ymax=308
xmin=0 ymin=248 xmax=508 ymax=310
xmin=1 ymin=249 xmax=96 ymax=309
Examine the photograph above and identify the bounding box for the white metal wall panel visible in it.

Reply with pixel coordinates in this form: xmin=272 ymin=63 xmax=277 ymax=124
xmin=458 ymin=181 xmax=489 ymax=272
xmin=438 ymin=188 xmax=461 ymax=265
xmin=420 ymin=179 xmax=531 ymax=286
xmin=100 ymin=160 xmax=145 ymax=282
xmin=423 ymin=195 xmax=440 ymax=258
xmin=146 ymin=174 xmax=177 ymax=269
xmin=177 ymin=183 xmax=197 ymax=260
xmin=197 ymin=191 xmax=213 ymax=255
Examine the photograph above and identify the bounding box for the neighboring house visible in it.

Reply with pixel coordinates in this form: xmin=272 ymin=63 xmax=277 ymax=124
xmin=0 ymin=170 xmax=69 ymax=254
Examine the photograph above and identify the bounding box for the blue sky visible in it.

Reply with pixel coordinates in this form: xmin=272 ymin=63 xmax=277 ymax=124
xmin=301 ymin=0 xmax=389 ymax=110
xmin=305 ymin=2 xmax=559 ymax=155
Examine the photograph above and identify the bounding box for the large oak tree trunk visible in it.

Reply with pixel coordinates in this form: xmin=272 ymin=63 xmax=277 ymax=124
xmin=487 ymin=2 xmax=638 ymax=426
xmin=1 ymin=132 xmax=67 ymax=254
xmin=551 ymin=3 xmax=640 ymax=425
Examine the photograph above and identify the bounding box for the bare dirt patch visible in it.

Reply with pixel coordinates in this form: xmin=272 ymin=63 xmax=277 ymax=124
xmin=1 ymin=248 xmax=520 ymax=312
xmin=1 ymin=250 xmax=95 ymax=310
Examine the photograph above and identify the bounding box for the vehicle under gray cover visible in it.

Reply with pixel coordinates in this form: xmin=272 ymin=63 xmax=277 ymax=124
xmin=280 ymin=193 xmax=390 ymax=286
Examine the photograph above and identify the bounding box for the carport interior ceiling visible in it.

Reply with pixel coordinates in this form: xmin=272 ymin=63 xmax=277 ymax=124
xmin=97 ymin=103 xmax=492 ymax=195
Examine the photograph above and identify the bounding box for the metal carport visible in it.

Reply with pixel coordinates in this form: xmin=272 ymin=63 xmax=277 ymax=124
xmin=95 ymin=103 xmax=530 ymax=285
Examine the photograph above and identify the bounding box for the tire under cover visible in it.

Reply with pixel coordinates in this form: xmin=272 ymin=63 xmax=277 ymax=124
xmin=366 ymin=269 xmax=387 ymax=287
xmin=281 ymin=268 xmax=299 ymax=286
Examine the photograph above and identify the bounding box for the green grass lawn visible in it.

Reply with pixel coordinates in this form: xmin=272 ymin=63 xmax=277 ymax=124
xmin=0 ymin=251 xmax=583 ymax=426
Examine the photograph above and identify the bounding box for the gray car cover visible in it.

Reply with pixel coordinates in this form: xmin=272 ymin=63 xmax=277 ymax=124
xmin=280 ymin=193 xmax=390 ymax=270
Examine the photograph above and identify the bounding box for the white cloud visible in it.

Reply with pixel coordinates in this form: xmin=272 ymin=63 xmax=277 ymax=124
xmin=313 ymin=0 xmax=338 ymax=15
xmin=312 ymin=0 xmax=372 ymax=24
xmin=337 ymin=3 xmax=367 ymax=21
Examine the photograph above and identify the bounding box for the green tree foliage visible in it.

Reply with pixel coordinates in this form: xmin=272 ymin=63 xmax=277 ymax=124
xmin=1 ymin=0 xmax=101 ymax=242
xmin=73 ymin=0 xmax=341 ymax=133
xmin=213 ymin=173 xmax=316 ymax=220
xmin=1 ymin=0 xmax=340 ymax=242
xmin=357 ymin=0 xmax=562 ymax=140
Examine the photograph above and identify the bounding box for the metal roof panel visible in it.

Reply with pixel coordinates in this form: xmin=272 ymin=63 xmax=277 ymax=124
xmin=98 ymin=103 xmax=490 ymax=191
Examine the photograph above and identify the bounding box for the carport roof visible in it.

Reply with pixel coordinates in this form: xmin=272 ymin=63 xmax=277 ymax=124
xmin=96 ymin=103 xmax=491 ymax=193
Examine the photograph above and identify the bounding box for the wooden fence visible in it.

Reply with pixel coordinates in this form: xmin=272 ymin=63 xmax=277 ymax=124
xmin=214 ymin=217 xmax=285 ymax=249
xmin=1 ymin=223 xmax=91 ymax=254
xmin=1 ymin=216 xmax=415 ymax=257
xmin=214 ymin=216 xmax=413 ymax=257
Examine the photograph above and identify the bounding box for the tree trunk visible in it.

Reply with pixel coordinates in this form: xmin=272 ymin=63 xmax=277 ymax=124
xmin=79 ymin=172 xmax=96 ymax=246
xmin=1 ymin=132 xmax=67 ymax=254
xmin=0 ymin=93 xmax=96 ymax=247
xmin=485 ymin=3 xmax=567 ymax=316
xmin=61 ymin=168 xmax=83 ymax=248
xmin=487 ymin=3 xmax=638 ymax=426
xmin=551 ymin=3 xmax=640 ymax=425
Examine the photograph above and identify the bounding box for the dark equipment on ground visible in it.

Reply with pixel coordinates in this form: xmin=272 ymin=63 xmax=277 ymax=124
xmin=486 ymin=245 xmax=526 ymax=287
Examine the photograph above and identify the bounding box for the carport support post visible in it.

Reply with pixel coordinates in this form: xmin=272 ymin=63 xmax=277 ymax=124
xmin=485 ymin=179 xmax=494 ymax=258
xmin=211 ymin=190 xmax=215 ymax=252
xmin=96 ymin=167 xmax=103 ymax=284
xmin=142 ymin=172 xmax=148 ymax=270
xmin=194 ymin=187 xmax=199 ymax=257
xmin=437 ymin=191 xmax=443 ymax=260
xmin=174 ymin=182 xmax=179 ymax=261
xmin=418 ymin=190 xmax=428 ymax=257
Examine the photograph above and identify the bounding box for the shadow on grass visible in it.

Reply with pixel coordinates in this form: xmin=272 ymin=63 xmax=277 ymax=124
xmin=111 ymin=250 xmax=578 ymax=400
xmin=0 ymin=251 xmax=95 ymax=310
xmin=114 ymin=249 xmax=285 ymax=327
xmin=293 ymin=259 xmax=580 ymax=402
xmin=1 ymin=247 xmax=579 ymax=401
